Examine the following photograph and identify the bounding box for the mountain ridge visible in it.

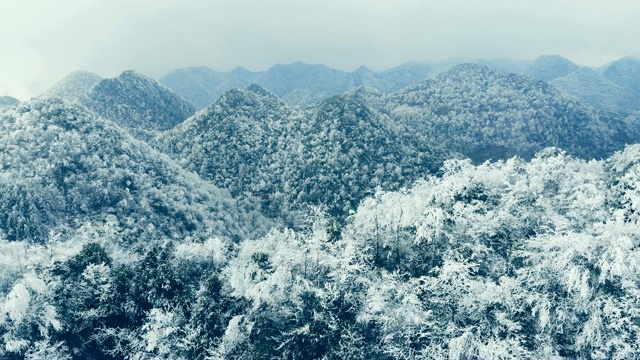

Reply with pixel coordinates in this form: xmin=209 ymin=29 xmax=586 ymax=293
xmin=379 ymin=63 xmax=637 ymax=161
xmin=0 ymin=98 xmax=269 ymax=243
xmin=160 ymin=84 xmax=443 ymax=221
xmin=85 ymin=70 xmax=197 ymax=132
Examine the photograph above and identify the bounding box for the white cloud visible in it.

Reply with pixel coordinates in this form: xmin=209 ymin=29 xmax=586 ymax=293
xmin=2 ymin=0 xmax=640 ymax=98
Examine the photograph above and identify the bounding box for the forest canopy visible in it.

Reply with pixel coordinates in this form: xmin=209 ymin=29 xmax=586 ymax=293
xmin=2 ymin=146 xmax=640 ymax=359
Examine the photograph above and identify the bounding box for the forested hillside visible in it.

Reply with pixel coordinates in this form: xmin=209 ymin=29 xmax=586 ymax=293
xmin=0 ymin=98 xmax=268 ymax=244
xmin=380 ymin=64 xmax=637 ymax=162
xmin=39 ymin=70 xmax=197 ymax=140
xmin=601 ymin=57 xmax=640 ymax=96
xmin=3 ymin=146 xmax=640 ymax=358
xmin=524 ymin=55 xmax=579 ymax=81
xmin=85 ymin=71 xmax=197 ymax=137
xmin=3 ymin=57 xmax=640 ymax=359
xmin=159 ymin=65 xmax=639 ymax=227
xmin=551 ymin=67 xmax=640 ymax=113
xmin=160 ymin=85 xmax=442 ymax=223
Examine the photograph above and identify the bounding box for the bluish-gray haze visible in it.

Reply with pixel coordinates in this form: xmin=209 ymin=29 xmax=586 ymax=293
xmin=2 ymin=0 xmax=639 ymax=99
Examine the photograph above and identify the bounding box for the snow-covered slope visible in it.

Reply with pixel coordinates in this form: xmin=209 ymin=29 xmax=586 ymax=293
xmin=40 ymin=70 xmax=102 ymax=100
xmin=0 ymin=98 xmax=268 ymax=243
xmin=380 ymin=63 xmax=636 ymax=161
xmin=86 ymin=70 xmax=196 ymax=132
xmin=160 ymin=85 xmax=442 ymax=220
xmin=159 ymin=65 xmax=640 ymax=222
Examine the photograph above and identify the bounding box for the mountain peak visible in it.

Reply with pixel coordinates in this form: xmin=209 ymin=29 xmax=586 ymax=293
xmin=526 ymin=55 xmax=579 ymax=81
xmin=533 ymin=54 xmax=575 ymax=63
xmin=613 ymin=56 xmax=640 ymax=64
xmin=440 ymin=63 xmax=495 ymax=78
xmin=551 ymin=65 xmax=640 ymax=111
xmin=354 ymin=65 xmax=374 ymax=74
xmin=41 ymin=70 xmax=103 ymax=99
xmin=246 ymin=83 xmax=277 ymax=98
xmin=602 ymin=56 xmax=640 ymax=72
xmin=86 ymin=71 xmax=196 ymax=132
xmin=230 ymin=66 xmax=253 ymax=75
xmin=118 ymin=69 xmax=153 ymax=81
xmin=343 ymin=86 xmax=383 ymax=101
xmin=209 ymin=85 xmax=286 ymax=119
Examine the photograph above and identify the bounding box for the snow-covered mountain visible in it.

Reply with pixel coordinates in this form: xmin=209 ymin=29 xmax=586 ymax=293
xmin=379 ymin=63 xmax=636 ymax=162
xmin=86 ymin=70 xmax=196 ymax=133
xmin=159 ymin=66 xmax=260 ymax=109
xmin=374 ymin=61 xmax=435 ymax=92
xmin=40 ymin=70 xmax=103 ymax=100
xmin=264 ymin=62 xmax=356 ymax=106
xmin=159 ymin=65 xmax=639 ymax=222
xmin=39 ymin=70 xmax=196 ymax=140
xmin=551 ymin=67 xmax=640 ymax=112
xmin=0 ymin=98 xmax=268 ymax=243
xmin=524 ymin=55 xmax=579 ymax=81
xmin=160 ymin=84 xmax=442 ymax=221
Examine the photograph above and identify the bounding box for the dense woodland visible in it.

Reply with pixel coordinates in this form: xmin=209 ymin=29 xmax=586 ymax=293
xmin=2 ymin=56 xmax=640 ymax=359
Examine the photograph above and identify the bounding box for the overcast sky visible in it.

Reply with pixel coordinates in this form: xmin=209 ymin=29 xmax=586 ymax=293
xmin=2 ymin=0 xmax=640 ymax=99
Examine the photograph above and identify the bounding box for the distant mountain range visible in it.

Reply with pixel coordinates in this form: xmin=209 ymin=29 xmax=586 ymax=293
xmin=32 ymin=55 xmax=640 ymax=221
xmin=159 ymin=56 xmax=640 ymax=115
xmin=159 ymin=58 xmax=532 ymax=109
xmin=159 ymin=61 xmax=442 ymax=109
xmin=38 ymin=55 xmax=640 ymax=118
xmin=158 ymin=63 xmax=638 ymax=221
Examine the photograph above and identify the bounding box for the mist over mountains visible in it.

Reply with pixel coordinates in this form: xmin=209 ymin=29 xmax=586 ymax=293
xmin=0 ymin=96 xmax=20 ymax=107
xmin=159 ymin=84 xmax=442 ymax=223
xmin=3 ymin=54 xmax=640 ymax=359
xmin=157 ymin=55 xmax=640 ymax=114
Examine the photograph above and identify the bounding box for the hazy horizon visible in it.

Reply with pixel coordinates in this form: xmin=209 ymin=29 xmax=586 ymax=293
xmin=3 ymin=0 xmax=640 ymax=99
